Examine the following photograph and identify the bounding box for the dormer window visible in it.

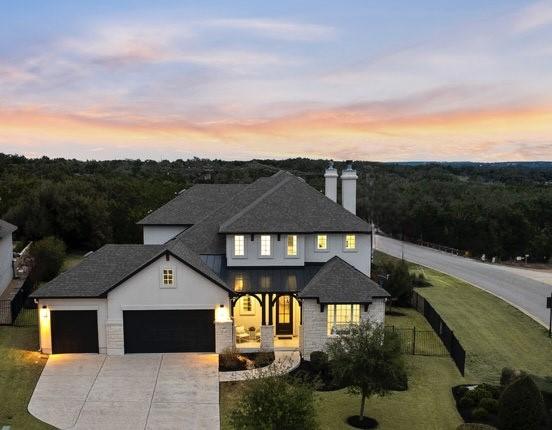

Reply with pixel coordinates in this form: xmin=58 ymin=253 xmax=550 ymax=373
xmin=287 ymin=235 xmax=297 ymax=256
xmin=345 ymin=234 xmax=356 ymax=250
xmin=161 ymin=268 xmax=175 ymax=288
xmin=234 ymin=235 xmax=245 ymax=257
xmin=260 ymin=235 xmax=272 ymax=256
xmin=316 ymin=234 xmax=328 ymax=251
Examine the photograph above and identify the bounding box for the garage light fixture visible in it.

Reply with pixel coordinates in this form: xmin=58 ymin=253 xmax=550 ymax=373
xmin=215 ymin=304 xmax=231 ymax=322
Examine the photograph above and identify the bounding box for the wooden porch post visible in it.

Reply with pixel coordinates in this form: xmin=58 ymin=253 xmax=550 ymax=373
xmin=268 ymin=293 xmax=274 ymax=326
xmin=261 ymin=294 xmax=267 ymax=326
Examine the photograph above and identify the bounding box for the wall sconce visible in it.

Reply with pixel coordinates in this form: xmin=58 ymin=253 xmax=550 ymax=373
xmin=215 ymin=304 xmax=231 ymax=322
xmin=40 ymin=305 xmax=49 ymax=320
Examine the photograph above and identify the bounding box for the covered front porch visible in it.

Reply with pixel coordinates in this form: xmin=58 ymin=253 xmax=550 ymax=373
xmin=231 ymin=293 xmax=301 ymax=351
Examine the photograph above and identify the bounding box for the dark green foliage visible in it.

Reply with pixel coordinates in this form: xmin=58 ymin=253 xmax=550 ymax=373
xmin=479 ymin=398 xmax=499 ymax=414
xmin=466 ymin=387 xmax=493 ymax=404
xmin=29 ymin=236 xmax=66 ymax=284
xmin=472 ymin=407 xmax=489 ymax=421
xmin=230 ymin=375 xmax=318 ymax=430
xmin=253 ymin=351 xmax=274 ymax=368
xmin=479 ymin=384 xmax=501 ymax=400
xmin=374 ymin=259 xmax=416 ymax=304
xmin=498 ymin=375 xmax=545 ymax=430
xmin=456 ymin=424 xmax=497 ymax=430
xmin=459 ymin=396 xmax=476 ymax=409
xmin=310 ymin=351 xmax=329 ymax=373
xmin=500 ymin=367 xmax=526 ymax=387
xmin=326 ymin=320 xmax=406 ymax=421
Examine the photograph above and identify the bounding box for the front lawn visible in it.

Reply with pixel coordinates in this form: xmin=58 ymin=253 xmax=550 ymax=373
xmin=220 ymin=354 xmax=464 ymax=430
xmin=411 ymin=264 xmax=552 ymax=383
xmin=0 ymin=325 xmax=52 ymax=429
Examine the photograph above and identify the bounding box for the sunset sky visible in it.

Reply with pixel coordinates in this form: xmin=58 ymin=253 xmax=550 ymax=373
xmin=2 ymin=1 xmax=552 ymax=161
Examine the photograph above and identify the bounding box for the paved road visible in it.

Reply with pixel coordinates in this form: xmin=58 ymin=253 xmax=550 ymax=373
xmin=375 ymin=235 xmax=552 ymax=327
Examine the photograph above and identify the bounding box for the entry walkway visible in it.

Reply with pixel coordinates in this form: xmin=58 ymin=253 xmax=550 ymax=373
xmin=28 ymin=353 xmax=220 ymax=430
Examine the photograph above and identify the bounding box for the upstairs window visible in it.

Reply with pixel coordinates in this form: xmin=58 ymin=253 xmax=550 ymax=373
xmin=260 ymin=235 xmax=271 ymax=256
xmin=316 ymin=234 xmax=328 ymax=250
xmin=345 ymin=234 xmax=356 ymax=250
xmin=287 ymin=235 xmax=298 ymax=256
xmin=161 ymin=268 xmax=175 ymax=288
xmin=327 ymin=304 xmax=360 ymax=335
xmin=234 ymin=235 xmax=245 ymax=256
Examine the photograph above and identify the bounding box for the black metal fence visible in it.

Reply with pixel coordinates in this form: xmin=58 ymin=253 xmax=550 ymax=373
xmin=411 ymin=291 xmax=466 ymax=376
xmin=0 ymin=278 xmax=36 ymax=326
xmin=386 ymin=325 xmax=448 ymax=356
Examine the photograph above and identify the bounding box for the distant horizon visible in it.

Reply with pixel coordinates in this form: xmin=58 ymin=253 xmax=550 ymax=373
xmin=2 ymin=152 xmax=552 ymax=165
xmin=2 ymin=1 xmax=552 ymax=161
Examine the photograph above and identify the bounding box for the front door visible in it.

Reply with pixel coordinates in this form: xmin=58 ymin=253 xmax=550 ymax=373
xmin=276 ymin=295 xmax=293 ymax=335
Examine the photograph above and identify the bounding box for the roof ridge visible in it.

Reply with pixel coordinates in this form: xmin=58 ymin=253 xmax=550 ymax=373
xmin=219 ymin=174 xmax=294 ymax=231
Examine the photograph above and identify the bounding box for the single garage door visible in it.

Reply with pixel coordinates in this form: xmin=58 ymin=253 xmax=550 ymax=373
xmin=51 ymin=310 xmax=99 ymax=354
xmin=123 ymin=310 xmax=215 ymax=353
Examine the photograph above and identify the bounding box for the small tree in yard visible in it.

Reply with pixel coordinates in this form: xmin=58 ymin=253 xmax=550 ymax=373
xmin=230 ymin=371 xmax=318 ymax=430
xmin=29 ymin=236 xmax=66 ymax=285
xmin=498 ymin=375 xmax=545 ymax=430
xmin=326 ymin=320 xmax=405 ymax=428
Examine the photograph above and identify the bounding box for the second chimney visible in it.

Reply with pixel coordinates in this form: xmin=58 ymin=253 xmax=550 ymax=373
xmin=341 ymin=161 xmax=357 ymax=214
xmin=324 ymin=161 xmax=338 ymax=202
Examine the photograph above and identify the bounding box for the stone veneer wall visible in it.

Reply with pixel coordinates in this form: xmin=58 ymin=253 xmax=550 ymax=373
xmin=106 ymin=321 xmax=124 ymax=355
xmin=215 ymin=320 xmax=234 ymax=353
xmin=301 ymin=298 xmax=386 ymax=360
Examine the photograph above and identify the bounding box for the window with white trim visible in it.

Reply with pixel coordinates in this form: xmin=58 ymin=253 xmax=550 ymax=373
xmin=327 ymin=304 xmax=360 ymax=335
xmin=345 ymin=234 xmax=356 ymax=250
xmin=234 ymin=235 xmax=245 ymax=256
xmin=161 ymin=268 xmax=175 ymax=288
xmin=240 ymin=295 xmax=255 ymax=315
xmin=287 ymin=235 xmax=297 ymax=256
xmin=316 ymin=234 xmax=328 ymax=250
xmin=260 ymin=235 xmax=271 ymax=256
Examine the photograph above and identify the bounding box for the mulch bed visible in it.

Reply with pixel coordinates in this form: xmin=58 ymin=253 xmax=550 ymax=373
xmin=347 ymin=416 xmax=379 ymax=429
xmin=219 ymin=351 xmax=275 ymax=372
xmin=289 ymin=359 xmax=347 ymax=391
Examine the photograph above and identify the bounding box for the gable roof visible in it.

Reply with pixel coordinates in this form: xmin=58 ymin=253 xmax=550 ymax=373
xmin=137 ymin=184 xmax=246 ymax=225
xmin=299 ymin=256 xmax=389 ymax=303
xmin=31 ymin=242 xmax=230 ymax=299
xmin=173 ymin=171 xmax=290 ymax=254
xmin=219 ymin=173 xmax=372 ymax=234
xmin=0 ymin=219 xmax=17 ymax=239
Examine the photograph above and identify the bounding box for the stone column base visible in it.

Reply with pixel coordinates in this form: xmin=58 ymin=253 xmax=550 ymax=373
xmin=260 ymin=325 xmax=274 ymax=350
xmin=215 ymin=320 xmax=234 ymax=353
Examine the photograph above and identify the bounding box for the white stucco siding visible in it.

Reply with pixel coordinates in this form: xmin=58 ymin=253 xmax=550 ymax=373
xmin=0 ymin=235 xmax=13 ymax=296
xmin=305 ymin=233 xmax=371 ymax=275
xmin=226 ymin=234 xmax=306 ymax=267
xmin=107 ymin=255 xmax=230 ymax=321
xmin=142 ymin=225 xmax=188 ymax=244
xmin=37 ymin=298 xmax=108 ymax=354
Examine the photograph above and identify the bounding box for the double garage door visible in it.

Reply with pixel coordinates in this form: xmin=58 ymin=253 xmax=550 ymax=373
xmin=50 ymin=309 xmax=215 ymax=354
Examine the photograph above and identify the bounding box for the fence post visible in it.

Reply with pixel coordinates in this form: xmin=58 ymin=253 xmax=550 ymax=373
xmin=412 ymin=326 xmax=416 ymax=355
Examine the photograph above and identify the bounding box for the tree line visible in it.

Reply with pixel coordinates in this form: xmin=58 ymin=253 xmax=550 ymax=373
xmin=1 ymin=154 xmax=551 ymax=262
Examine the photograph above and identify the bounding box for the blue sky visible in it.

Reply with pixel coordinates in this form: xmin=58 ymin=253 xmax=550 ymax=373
xmin=1 ymin=1 xmax=551 ymax=161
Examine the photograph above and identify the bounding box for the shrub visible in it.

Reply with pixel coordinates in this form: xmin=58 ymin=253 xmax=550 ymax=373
xmin=479 ymin=398 xmax=499 ymax=414
xmin=29 ymin=236 xmax=66 ymax=285
xmin=479 ymin=384 xmax=501 ymax=400
xmin=459 ymin=396 xmax=476 ymax=409
xmin=472 ymin=407 xmax=489 ymax=421
xmin=456 ymin=424 xmax=497 ymax=430
xmin=500 ymin=367 xmax=526 ymax=387
xmin=219 ymin=347 xmax=246 ymax=371
xmin=465 ymin=387 xmax=492 ymax=404
xmin=498 ymin=375 xmax=545 ymax=430
xmin=310 ymin=351 xmax=328 ymax=373
xmin=254 ymin=351 xmax=274 ymax=368
xmin=230 ymin=374 xmax=318 ymax=430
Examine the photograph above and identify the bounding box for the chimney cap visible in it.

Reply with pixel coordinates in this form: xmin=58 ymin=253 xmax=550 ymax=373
xmin=345 ymin=160 xmax=354 ymax=171
xmin=326 ymin=160 xmax=336 ymax=170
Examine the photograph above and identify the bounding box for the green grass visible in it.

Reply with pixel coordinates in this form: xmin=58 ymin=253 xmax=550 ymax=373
xmin=0 ymin=326 xmax=53 ymax=429
xmin=413 ymin=265 xmax=552 ymax=383
xmin=220 ymin=354 xmax=464 ymax=430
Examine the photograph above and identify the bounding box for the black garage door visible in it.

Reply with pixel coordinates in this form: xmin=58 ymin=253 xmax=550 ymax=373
xmin=123 ymin=310 xmax=215 ymax=353
xmin=51 ymin=310 xmax=99 ymax=354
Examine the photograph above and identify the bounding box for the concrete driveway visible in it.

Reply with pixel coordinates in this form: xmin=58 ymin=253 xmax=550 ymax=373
xmin=28 ymin=353 xmax=220 ymax=430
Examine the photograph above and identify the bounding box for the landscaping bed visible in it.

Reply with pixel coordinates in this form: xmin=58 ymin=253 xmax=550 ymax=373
xmin=218 ymin=350 xmax=274 ymax=372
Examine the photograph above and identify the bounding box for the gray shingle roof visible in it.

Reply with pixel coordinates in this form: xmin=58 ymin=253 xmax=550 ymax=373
xmin=31 ymin=243 xmax=230 ymax=298
xmin=299 ymin=256 xmax=389 ymax=303
xmin=0 ymin=219 xmax=17 ymax=239
xmin=137 ymin=184 xmax=246 ymax=225
xmin=219 ymin=173 xmax=372 ymax=234
xmin=173 ymin=171 xmax=290 ymax=254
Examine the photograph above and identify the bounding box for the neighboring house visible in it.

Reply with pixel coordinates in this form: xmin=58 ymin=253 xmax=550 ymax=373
xmin=0 ymin=219 xmax=17 ymax=297
xmin=32 ymin=163 xmax=389 ymax=358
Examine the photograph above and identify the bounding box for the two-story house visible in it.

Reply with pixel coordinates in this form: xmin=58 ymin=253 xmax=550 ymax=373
xmin=31 ymin=163 xmax=388 ymax=359
xmin=0 ymin=219 xmax=17 ymax=297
